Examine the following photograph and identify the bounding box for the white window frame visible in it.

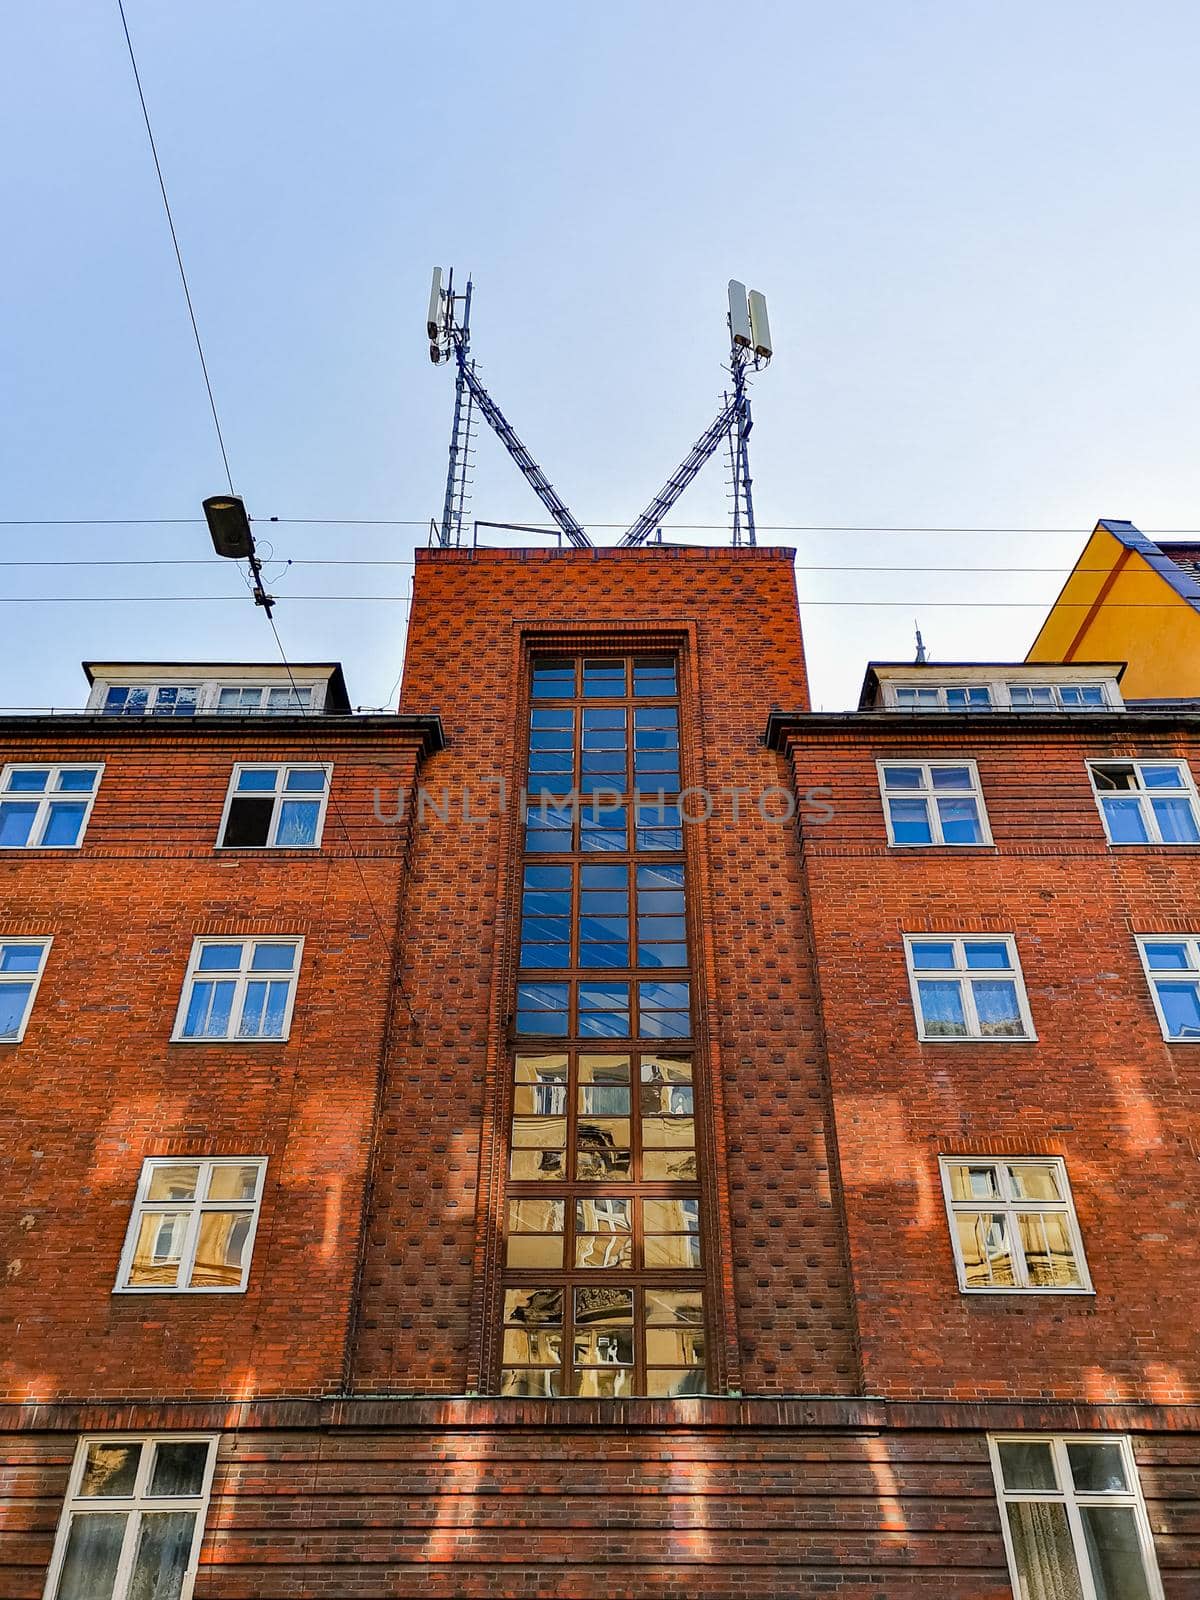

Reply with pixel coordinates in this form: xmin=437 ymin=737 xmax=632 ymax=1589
xmin=0 ymin=763 xmax=103 ymax=850
xmin=213 ymin=683 xmax=316 ymax=715
xmin=939 ymin=1155 xmax=1091 ymax=1294
xmin=988 ymin=1433 xmax=1164 ymax=1600
xmin=1135 ymin=934 xmax=1200 ymax=1041
xmin=1087 ymin=759 xmax=1200 ymax=846
xmin=215 ymin=763 xmax=331 ymax=850
xmin=171 ymin=936 xmax=304 ymax=1043
xmin=892 ymin=684 xmax=995 ymax=711
xmin=876 ymin=759 xmax=993 ymax=847
xmin=904 ymin=934 xmax=1036 ymax=1042
xmin=1007 ymin=681 xmax=1112 ymax=710
xmin=0 ymin=936 xmax=53 ymax=1044
xmin=100 ymin=684 xmax=201 ymax=717
xmin=42 ymin=1433 xmax=218 ymax=1600
xmin=114 ymin=1156 xmax=267 ymax=1294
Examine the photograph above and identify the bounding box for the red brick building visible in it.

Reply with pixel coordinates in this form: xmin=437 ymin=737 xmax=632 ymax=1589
xmin=2 ymin=547 xmax=1198 ymax=1597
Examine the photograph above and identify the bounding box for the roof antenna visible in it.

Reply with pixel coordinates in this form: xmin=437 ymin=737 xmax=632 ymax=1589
xmin=914 ymin=622 xmax=928 ymax=664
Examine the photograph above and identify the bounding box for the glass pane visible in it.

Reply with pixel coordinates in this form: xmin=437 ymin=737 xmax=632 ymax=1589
xmin=946 ymin=1163 xmax=999 ymax=1202
xmin=235 ymin=768 xmax=278 ymax=792
xmin=126 ymin=1508 xmax=197 ymax=1600
xmin=509 ymin=1199 xmax=565 ymax=1233
xmin=222 ymin=796 xmax=275 ymax=847
xmin=643 ymin=1199 xmax=699 ymax=1233
xmin=1140 ymin=763 xmax=1186 ymax=789
xmin=889 ymin=798 xmax=933 ymax=844
xmin=189 ymin=1212 xmax=253 ymax=1287
xmin=1079 ymin=1505 xmax=1153 ymax=1600
xmin=641 ymin=1115 xmax=695 ymax=1148
xmin=954 ymin=1213 xmax=1015 ymax=1287
xmin=1142 ymin=941 xmax=1190 ymax=970
xmin=632 ymin=656 xmax=677 ymax=695
xmin=5 ymin=768 xmax=50 ymax=791
xmin=196 ymin=945 xmax=243 ymax=972
xmin=503 ymin=1287 xmax=563 ymax=1324
xmin=997 ymin=1440 xmax=1058 ymax=1492
xmin=1102 ymin=795 xmax=1150 ymax=843
xmin=973 ymin=979 xmax=1026 ymax=1036
xmin=128 ymin=1213 xmax=188 ymax=1286
xmin=930 ymin=767 xmax=973 ymax=790
xmin=1155 ymin=982 xmax=1200 ymax=1037
xmin=1007 ymin=1164 xmax=1062 ymax=1202
xmin=1018 ymin=1213 xmax=1083 ymax=1288
xmin=937 ymin=797 xmax=983 ymax=844
xmin=503 ymin=1327 xmax=564 ymax=1364
xmin=910 ymin=941 xmax=956 ymax=970
xmin=249 ymin=943 xmax=296 ymax=972
xmin=0 ymin=981 xmax=33 ymax=1038
xmin=283 ymin=768 xmax=327 ymax=792
xmin=881 ymin=766 xmax=924 ymax=789
xmin=509 ymin=1142 xmax=567 ymax=1180
xmin=205 ymin=1164 xmax=260 ymax=1202
xmin=1151 ymin=796 xmax=1200 ymax=843
xmin=575 ymin=1198 xmax=630 ymax=1231
xmin=55 ymin=1512 xmax=126 ymax=1600
xmin=572 ymin=1326 xmax=634 ymax=1365
xmin=80 ymin=1442 xmax=142 ymax=1497
xmin=645 ymin=1289 xmax=704 ymax=1325
xmin=500 ymin=1368 xmax=562 ymax=1396
xmin=575 ymin=1119 xmax=631 ymax=1180
xmin=643 ymin=1149 xmax=697 ymax=1179
xmin=237 ymin=979 xmax=290 ymax=1038
xmin=1006 ymin=1501 xmax=1085 ymax=1600
xmin=275 ymin=800 xmax=321 ymax=845
xmin=1067 ymin=1442 xmax=1129 ymax=1494
xmin=646 ymin=1328 xmax=705 ymax=1365
xmin=578 ymin=1059 xmax=630 ymax=1113
xmin=506 ymin=1235 xmax=565 ymax=1268
xmin=571 ymin=1368 xmax=633 ymax=1397
xmin=963 ymin=942 xmax=1011 ymax=970
xmin=646 ymin=1368 xmax=706 ymax=1397
xmin=644 ymin=1233 xmax=702 ymax=1268
xmin=41 ymin=802 xmax=87 ymax=846
xmin=0 ymin=941 xmax=44 ymax=973
xmin=149 ymin=1442 xmax=210 ymax=1497
xmin=0 ymin=801 xmax=38 ymax=847
xmin=917 ymin=980 xmax=968 ymax=1036
xmin=146 ymin=1165 xmax=200 ymax=1202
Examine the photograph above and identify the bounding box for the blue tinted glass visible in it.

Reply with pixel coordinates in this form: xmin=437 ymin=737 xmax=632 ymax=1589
xmin=238 ymin=979 xmax=290 ymax=1037
xmin=633 ymin=657 xmax=676 ymax=695
xmin=522 ymin=917 xmax=571 ymax=943
xmin=531 ymin=708 xmax=574 ymax=729
xmin=0 ymin=983 xmax=34 ymax=1039
xmin=916 ymin=980 xmax=967 ymax=1035
xmin=580 ymin=982 xmax=631 ymax=1010
xmin=889 ymin=799 xmax=933 ymax=844
xmin=637 ymin=828 xmax=683 ymax=851
xmin=882 ymin=766 xmax=924 ymax=789
xmin=638 ymin=888 xmax=685 ymax=913
xmin=523 ymin=893 xmax=572 ymax=918
xmin=276 ymin=800 xmax=321 ymax=845
xmin=250 ymin=943 xmax=296 ymax=972
xmin=910 ymin=942 xmax=956 ymax=970
xmin=1061 ymin=685 xmax=1104 ymax=706
xmin=937 ymin=798 xmax=982 ymax=844
xmin=237 ymin=768 xmax=279 ymax=792
xmin=578 ymin=944 xmax=628 ymax=969
xmin=580 ymin=916 xmax=629 ymax=942
xmin=182 ymin=979 xmax=235 ymax=1037
xmin=526 ymin=829 xmax=568 ymax=853
xmin=1143 ymin=942 xmax=1190 ymax=970
xmin=964 ymin=942 xmax=1011 ymax=970
xmin=1152 ymin=798 xmax=1200 ymax=843
xmin=40 ymin=802 xmax=87 ymax=847
xmin=6 ymin=770 xmax=49 ymax=792
xmin=521 ymin=943 xmax=571 ymax=969
xmin=973 ymin=980 xmax=1024 ymax=1035
xmin=517 ymin=982 xmax=569 ymax=1012
xmin=582 ymin=807 xmax=626 ymax=835
xmin=532 ymin=660 xmax=575 ymax=697
xmin=1157 ymin=982 xmax=1200 ymax=1037
xmin=525 ymin=864 xmax=571 ymax=889
xmin=638 ymin=943 xmax=688 ymax=968
xmin=583 ymin=660 xmax=626 ymax=696
xmin=0 ymin=944 xmax=44 ymax=973
xmin=639 ymin=981 xmax=689 ymax=1008
xmin=0 ymin=803 xmax=38 ymax=847
xmin=580 ymin=892 xmax=626 ymax=915
xmin=104 ymin=687 xmax=130 ymax=712
xmin=56 ymin=768 xmax=99 ymax=793
xmin=516 ymin=1009 xmax=569 ymax=1035
xmin=638 ymin=916 xmax=686 ymax=941
xmin=581 ymin=831 xmax=626 ymax=853
xmin=636 ymin=863 xmax=683 ymax=889
xmin=930 ymin=767 xmax=972 ymax=791
xmin=284 ymin=768 xmax=327 ymax=793
xmin=1102 ymin=796 xmax=1150 ymax=843
xmin=196 ymin=944 xmax=243 ymax=972
xmin=1140 ymin=764 xmax=1186 ymax=790
xmin=582 ymin=863 xmax=627 ymax=888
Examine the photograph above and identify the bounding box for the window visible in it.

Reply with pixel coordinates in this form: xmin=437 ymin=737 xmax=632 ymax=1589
xmin=0 ymin=764 xmax=101 ymax=849
xmin=1088 ymin=761 xmax=1200 ymax=845
xmin=1136 ymin=936 xmax=1200 ymax=1039
xmin=1009 ymin=682 xmax=1108 ymax=709
xmin=44 ymin=1435 xmax=217 ymax=1600
xmin=215 ymin=684 xmax=313 ymax=715
xmin=989 ymin=1435 xmax=1163 ymax=1600
xmin=217 ymin=764 xmax=330 ymax=848
xmin=905 ymin=935 xmax=1035 ymax=1040
xmin=0 ymin=937 xmax=51 ymax=1042
xmin=940 ymin=1157 xmax=1090 ymax=1292
xmin=894 ymin=684 xmax=993 ymax=710
xmin=103 ymin=685 xmax=198 ymax=717
xmin=115 ymin=1157 xmax=266 ymax=1292
xmin=173 ymin=938 xmax=302 ymax=1041
xmin=877 ymin=761 xmax=990 ymax=846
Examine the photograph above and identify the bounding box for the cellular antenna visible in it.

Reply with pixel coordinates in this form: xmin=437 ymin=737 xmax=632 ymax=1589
xmin=427 ymin=270 xmax=591 ymax=549
xmin=617 ymin=280 xmax=773 ymax=548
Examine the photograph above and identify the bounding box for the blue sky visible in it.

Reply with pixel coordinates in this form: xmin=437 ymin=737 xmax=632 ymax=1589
xmin=3 ymin=2 xmax=1200 ymax=710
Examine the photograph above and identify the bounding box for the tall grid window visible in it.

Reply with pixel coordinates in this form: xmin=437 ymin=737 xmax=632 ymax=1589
xmin=44 ymin=1435 xmax=217 ymax=1600
xmin=503 ymin=653 xmax=705 ymax=1396
xmin=989 ymin=1435 xmax=1163 ymax=1600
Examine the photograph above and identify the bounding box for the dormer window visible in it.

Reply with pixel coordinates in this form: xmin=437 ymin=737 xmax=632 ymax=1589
xmin=895 ymin=685 xmax=993 ymax=711
xmin=1009 ymin=683 xmax=1108 ymax=710
xmin=216 ymin=685 xmax=314 ymax=715
xmin=103 ymin=685 xmax=198 ymax=717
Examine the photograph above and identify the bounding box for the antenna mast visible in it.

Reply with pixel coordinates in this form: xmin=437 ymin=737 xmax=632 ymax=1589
xmin=617 ymin=281 xmax=772 ymax=548
xmin=427 ymin=269 xmax=591 ymax=549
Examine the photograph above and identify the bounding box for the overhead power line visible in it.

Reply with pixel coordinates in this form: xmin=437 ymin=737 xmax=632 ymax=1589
xmin=5 ymin=517 xmax=1200 ymax=534
xmin=0 ymin=595 xmax=1193 ymax=609
xmin=116 ymin=0 xmax=235 ymax=493
xmin=0 ymin=558 xmax=1188 ymax=575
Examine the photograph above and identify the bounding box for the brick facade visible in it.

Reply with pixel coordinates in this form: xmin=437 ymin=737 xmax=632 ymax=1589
xmin=2 ymin=547 xmax=1199 ymax=1595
